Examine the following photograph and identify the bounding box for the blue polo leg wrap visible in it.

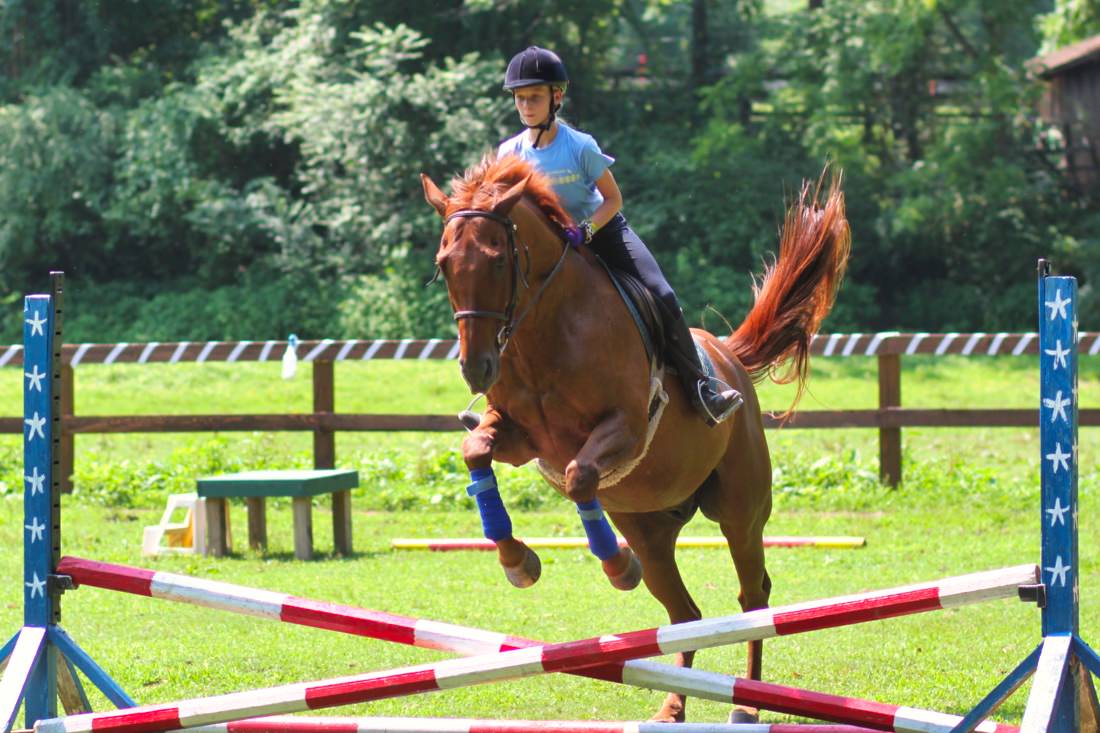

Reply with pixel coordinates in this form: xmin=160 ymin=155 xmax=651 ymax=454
xmin=467 ymin=468 xmax=513 ymax=542
xmin=576 ymin=499 xmax=619 ymax=561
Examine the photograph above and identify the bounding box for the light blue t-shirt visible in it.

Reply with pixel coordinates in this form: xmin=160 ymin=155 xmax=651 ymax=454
xmin=497 ymin=122 xmax=615 ymax=223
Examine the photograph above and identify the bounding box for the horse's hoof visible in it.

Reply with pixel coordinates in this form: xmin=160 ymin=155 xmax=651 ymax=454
xmin=502 ymin=546 xmax=541 ymax=588
xmin=728 ymin=707 xmax=759 ymax=724
xmin=649 ymin=694 xmax=686 ymax=723
xmin=602 ymin=547 xmax=643 ymax=591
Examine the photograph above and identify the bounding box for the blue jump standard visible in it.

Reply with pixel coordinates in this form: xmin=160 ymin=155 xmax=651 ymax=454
xmin=0 ymin=275 xmax=134 ymax=732
xmin=951 ymin=261 xmax=1100 ymax=733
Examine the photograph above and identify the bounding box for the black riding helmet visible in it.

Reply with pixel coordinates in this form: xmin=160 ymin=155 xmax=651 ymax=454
xmin=504 ymin=46 xmax=569 ymax=148
xmin=503 ymin=46 xmax=569 ymax=90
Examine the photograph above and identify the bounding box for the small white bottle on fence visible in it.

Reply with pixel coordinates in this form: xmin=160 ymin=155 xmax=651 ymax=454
xmin=282 ymin=334 xmax=299 ymax=380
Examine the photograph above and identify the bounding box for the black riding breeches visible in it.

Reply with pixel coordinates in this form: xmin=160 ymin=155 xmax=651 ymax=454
xmin=588 ymin=214 xmax=681 ymax=321
xmin=588 ymin=214 xmax=705 ymax=384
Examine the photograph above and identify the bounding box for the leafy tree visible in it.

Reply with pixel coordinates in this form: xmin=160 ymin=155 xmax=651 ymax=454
xmin=2 ymin=0 xmax=1095 ymax=338
xmin=0 ymin=87 xmax=116 ymax=289
xmin=0 ymin=1 xmax=272 ymax=102
xmin=1038 ymin=0 xmax=1100 ymax=51
xmin=731 ymin=0 xmax=1071 ymax=329
xmin=193 ymin=9 xmax=508 ymax=277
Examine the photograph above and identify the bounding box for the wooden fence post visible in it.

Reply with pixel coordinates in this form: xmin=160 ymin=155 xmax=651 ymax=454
xmin=878 ymin=353 xmax=902 ymax=487
xmin=312 ymin=360 xmax=335 ymax=469
xmin=313 ymin=360 xmax=351 ymax=555
xmin=60 ymin=364 xmax=74 ymax=494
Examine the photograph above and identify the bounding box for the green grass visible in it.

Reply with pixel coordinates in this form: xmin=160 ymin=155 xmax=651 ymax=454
xmin=0 ymin=355 xmax=1096 ymax=725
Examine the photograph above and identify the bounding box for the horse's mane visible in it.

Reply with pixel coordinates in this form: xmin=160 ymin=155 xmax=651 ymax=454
xmin=447 ymin=154 xmax=573 ymax=228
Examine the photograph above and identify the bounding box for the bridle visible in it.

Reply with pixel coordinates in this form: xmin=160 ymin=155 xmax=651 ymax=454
xmin=439 ymin=208 xmax=570 ymax=353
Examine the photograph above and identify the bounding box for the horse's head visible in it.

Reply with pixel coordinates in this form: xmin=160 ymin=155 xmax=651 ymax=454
xmin=421 ymin=172 xmax=529 ymax=394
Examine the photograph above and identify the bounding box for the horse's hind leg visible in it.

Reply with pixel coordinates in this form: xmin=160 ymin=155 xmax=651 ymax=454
xmin=699 ymin=437 xmax=772 ymax=722
xmin=719 ymin=518 xmax=772 ymax=720
xmin=608 ymin=508 xmax=700 ymax=723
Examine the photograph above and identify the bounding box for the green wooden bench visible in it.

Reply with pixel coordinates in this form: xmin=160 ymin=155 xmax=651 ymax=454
xmin=197 ymin=469 xmax=359 ymax=560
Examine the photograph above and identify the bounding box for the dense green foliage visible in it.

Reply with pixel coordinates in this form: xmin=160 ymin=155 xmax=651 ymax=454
xmin=1 ymin=0 xmax=1097 ymax=340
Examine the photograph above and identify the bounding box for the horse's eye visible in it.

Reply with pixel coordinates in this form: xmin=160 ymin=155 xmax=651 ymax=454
xmin=425 ymin=265 xmax=443 ymax=287
xmin=427 ymin=255 xmax=447 ymax=285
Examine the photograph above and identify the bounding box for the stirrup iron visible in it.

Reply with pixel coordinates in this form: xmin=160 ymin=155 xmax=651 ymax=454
xmin=696 ymin=379 xmax=743 ymax=425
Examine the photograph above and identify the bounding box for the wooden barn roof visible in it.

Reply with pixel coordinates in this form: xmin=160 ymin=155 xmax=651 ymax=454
xmin=1029 ymin=34 xmax=1100 ymax=78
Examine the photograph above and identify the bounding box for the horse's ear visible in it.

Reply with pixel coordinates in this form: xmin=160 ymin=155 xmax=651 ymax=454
xmin=421 ymin=173 xmax=449 ymax=218
xmin=491 ymin=175 xmax=529 ymax=217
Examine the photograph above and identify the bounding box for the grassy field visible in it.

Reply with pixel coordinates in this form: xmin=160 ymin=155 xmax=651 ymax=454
xmin=1 ymin=354 xmax=1097 ymax=725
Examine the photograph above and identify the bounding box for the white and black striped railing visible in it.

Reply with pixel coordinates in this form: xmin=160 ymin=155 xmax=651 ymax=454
xmin=0 ymin=332 xmax=1095 ymax=367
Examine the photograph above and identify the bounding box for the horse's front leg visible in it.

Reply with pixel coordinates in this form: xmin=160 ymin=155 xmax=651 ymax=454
xmin=462 ymin=408 xmax=541 ymax=588
xmin=565 ymin=408 xmax=644 ymax=591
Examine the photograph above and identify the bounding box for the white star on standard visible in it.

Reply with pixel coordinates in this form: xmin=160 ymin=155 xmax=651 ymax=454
xmin=24 ymin=412 xmax=46 ymax=442
xmin=1046 ymin=556 xmax=1071 ymax=587
xmin=25 ymin=466 xmax=45 ymax=495
xmin=1045 ymin=290 xmax=1070 ymax=321
xmin=25 ymin=311 xmax=46 ymax=337
xmin=1044 ymin=340 xmax=1070 ymax=369
xmin=1046 ymin=443 xmax=1072 ymax=473
xmin=25 ymin=572 xmax=45 ymax=598
xmin=25 ymin=364 xmax=45 ymax=393
xmin=1046 ymin=497 xmax=1070 ymax=526
xmin=1043 ymin=390 xmax=1071 ymax=423
xmin=25 ymin=517 xmax=45 ymax=543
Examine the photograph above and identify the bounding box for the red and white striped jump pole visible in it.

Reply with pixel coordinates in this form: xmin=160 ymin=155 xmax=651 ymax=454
xmin=37 ymin=563 xmax=1036 ymax=733
xmin=55 ymin=557 xmax=1018 ymax=733
xmin=184 ymin=716 xmax=880 ymax=733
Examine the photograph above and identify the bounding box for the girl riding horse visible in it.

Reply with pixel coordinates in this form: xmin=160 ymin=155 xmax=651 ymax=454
xmin=497 ymin=46 xmax=742 ymax=426
xmin=421 ymin=148 xmax=849 ymax=721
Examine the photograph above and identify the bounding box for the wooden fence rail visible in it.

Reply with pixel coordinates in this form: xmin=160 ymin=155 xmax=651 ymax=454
xmin=7 ymin=332 xmax=1096 ymax=489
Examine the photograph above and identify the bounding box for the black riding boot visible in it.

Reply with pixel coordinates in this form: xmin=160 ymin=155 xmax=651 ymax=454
xmin=664 ymin=310 xmax=743 ymax=426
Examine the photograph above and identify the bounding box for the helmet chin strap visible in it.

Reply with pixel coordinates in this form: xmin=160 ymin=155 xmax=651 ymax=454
xmin=528 ymin=99 xmax=560 ymax=149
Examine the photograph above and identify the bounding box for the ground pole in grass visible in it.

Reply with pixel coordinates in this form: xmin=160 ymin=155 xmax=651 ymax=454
xmin=0 ymin=274 xmax=135 ymax=733
xmin=388 ymin=537 xmax=867 ymax=551
xmin=180 ymin=717 xmax=886 ymax=733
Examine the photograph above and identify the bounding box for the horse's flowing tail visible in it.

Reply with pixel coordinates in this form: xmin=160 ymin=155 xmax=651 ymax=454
xmin=725 ymin=171 xmax=850 ymax=412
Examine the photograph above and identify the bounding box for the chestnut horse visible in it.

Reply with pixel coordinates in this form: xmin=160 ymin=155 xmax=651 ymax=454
xmin=421 ymin=155 xmax=849 ymax=722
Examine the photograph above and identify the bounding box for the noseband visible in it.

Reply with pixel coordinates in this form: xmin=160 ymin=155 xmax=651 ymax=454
xmin=443 ymin=208 xmax=570 ymax=352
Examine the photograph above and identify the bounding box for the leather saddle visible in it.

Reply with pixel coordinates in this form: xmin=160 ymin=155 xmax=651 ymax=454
xmin=595 ymin=257 xmax=665 ymax=367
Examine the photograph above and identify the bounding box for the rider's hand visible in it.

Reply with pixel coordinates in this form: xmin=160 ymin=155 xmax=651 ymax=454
xmin=564 ymin=221 xmax=594 ymax=248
